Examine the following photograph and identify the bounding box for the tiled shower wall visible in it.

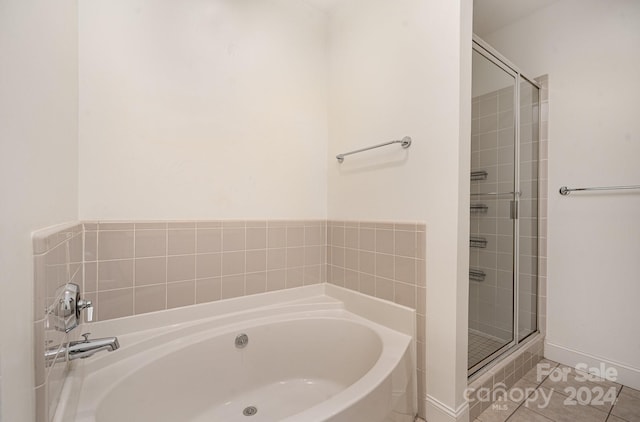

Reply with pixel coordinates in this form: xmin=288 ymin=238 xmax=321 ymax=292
xmin=84 ymin=220 xmax=326 ymax=321
xmin=325 ymin=220 xmax=426 ymax=417
xmin=470 ymin=84 xmax=516 ymax=342
xmin=32 ymin=223 xmax=84 ymax=422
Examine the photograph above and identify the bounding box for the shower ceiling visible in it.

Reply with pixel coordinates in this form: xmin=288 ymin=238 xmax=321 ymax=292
xmin=473 ymin=0 xmax=561 ymax=36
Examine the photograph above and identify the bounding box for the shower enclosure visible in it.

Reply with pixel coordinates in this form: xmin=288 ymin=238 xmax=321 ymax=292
xmin=468 ymin=37 xmax=540 ymax=375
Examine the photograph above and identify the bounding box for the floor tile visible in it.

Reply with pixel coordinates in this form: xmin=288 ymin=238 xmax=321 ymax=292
xmin=508 ymin=406 xmax=553 ymax=422
xmin=478 ymin=399 xmax=520 ymax=422
xmin=611 ymin=391 xmax=640 ymax=421
xmin=606 ymin=415 xmax=627 ymax=422
xmin=523 ymin=360 xmax=558 ymax=385
xmin=620 ymin=386 xmax=640 ymax=400
xmin=522 ymin=386 xmax=608 ymax=422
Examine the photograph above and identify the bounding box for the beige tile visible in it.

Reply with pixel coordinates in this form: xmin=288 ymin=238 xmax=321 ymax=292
xmin=196 ymin=253 xmax=221 ymax=279
xmin=359 ymin=273 xmax=375 ymax=296
xmin=222 ymin=220 xmax=244 ymax=228
xmin=286 ymin=267 xmax=304 ymax=288
xmin=246 ymin=272 xmax=267 ymax=295
xmin=330 ymin=265 xmax=345 ymax=286
xmin=345 ymin=248 xmax=358 ymax=271
xmin=221 ymin=275 xmax=244 ymax=299
xmin=84 ymin=231 xmax=97 ymax=261
xmin=375 ymin=253 xmax=394 ymax=279
xmin=417 ymin=287 xmax=426 ymax=315
xmin=167 ymin=255 xmax=195 ymax=282
xmin=304 ymin=245 xmax=323 ymax=265
xmin=621 ymin=386 xmax=640 ymax=400
xmin=84 ymin=262 xmax=97 ymax=292
xmin=33 ymin=321 xmax=45 ymax=387
xmin=98 ymin=289 xmax=133 ymax=320
xmin=98 ymin=259 xmax=134 ymax=290
xmin=35 ymin=384 xmax=47 ymax=422
xmin=196 ymin=228 xmax=222 ymax=253
xmin=134 ymin=257 xmax=166 ymax=286
xmin=524 ymin=386 xmax=608 ymax=422
xmin=286 ymin=226 xmax=304 ymax=247
xmin=134 ymin=284 xmax=166 ymax=314
xmin=168 ymin=229 xmax=195 ymax=255
xmin=98 ymin=231 xmax=134 ymax=260
xmin=331 ymin=226 xmax=345 ymax=247
xmin=344 ymin=227 xmax=358 ymax=249
xmin=134 ymin=222 xmax=166 ymax=230
xmin=245 ymin=250 xmax=266 ymax=273
xmin=508 ymin=407 xmax=553 ymax=422
xmin=359 ymin=228 xmax=375 ymax=251
xmin=267 ymin=248 xmax=286 ymax=270
xmin=33 ymin=256 xmax=46 ymax=320
xmin=344 ymin=269 xmax=358 ymax=291
xmin=612 ymin=391 xmax=640 ymax=421
xmin=396 ymin=230 xmax=417 ymax=257
xmin=244 ymin=220 xmax=266 ymax=228
xmin=606 ymin=416 xmax=627 ymax=422
xmin=195 ymin=277 xmax=221 ymax=304
xmin=168 ymin=221 xmax=196 ymax=229
xmin=375 ymin=229 xmax=394 ymax=254
xmin=394 ymin=282 xmax=416 ymax=308
xmin=375 ymin=277 xmax=394 ymax=301
xmin=303 ymin=265 xmax=322 ymax=285
xmin=286 ymin=247 xmax=304 ymax=268
xmin=222 ymin=228 xmax=245 ymax=252
xmin=541 ymin=366 xmax=621 ymax=398
xmin=304 ymin=225 xmax=324 ymax=246
xmin=222 ymin=251 xmax=244 ymax=276
xmin=167 ymin=280 xmax=195 ymax=309
xmin=266 ymin=270 xmax=286 ymax=291
xmin=246 ymin=227 xmax=267 ymax=250
xmin=359 ymin=251 xmax=375 ymax=275
xmin=395 ymin=256 xmax=416 ymax=284
xmin=330 ymin=246 xmax=345 ymax=267
xmin=99 ymin=222 xmax=134 ymax=231
xmin=267 ymin=227 xmax=286 ymax=248
xmin=135 ymin=229 xmax=166 ymax=258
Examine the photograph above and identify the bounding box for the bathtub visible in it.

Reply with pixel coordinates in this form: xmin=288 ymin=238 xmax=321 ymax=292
xmin=54 ymin=285 xmax=416 ymax=422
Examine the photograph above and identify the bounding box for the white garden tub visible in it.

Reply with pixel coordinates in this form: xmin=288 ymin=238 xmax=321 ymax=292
xmin=54 ymin=285 xmax=416 ymax=422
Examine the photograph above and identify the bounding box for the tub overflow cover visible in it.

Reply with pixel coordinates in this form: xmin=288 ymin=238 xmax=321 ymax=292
xmin=235 ymin=333 xmax=249 ymax=349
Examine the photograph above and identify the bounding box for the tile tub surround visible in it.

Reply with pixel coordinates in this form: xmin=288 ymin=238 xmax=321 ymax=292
xmin=32 ymin=223 xmax=84 ymax=422
xmin=84 ymin=220 xmax=326 ymax=321
xmin=325 ymin=220 xmax=426 ymax=417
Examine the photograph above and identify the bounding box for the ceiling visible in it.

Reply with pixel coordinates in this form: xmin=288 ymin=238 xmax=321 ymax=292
xmin=473 ymin=0 xmax=561 ymax=36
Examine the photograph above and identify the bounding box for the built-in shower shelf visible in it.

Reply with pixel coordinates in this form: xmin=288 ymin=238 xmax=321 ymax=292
xmin=469 ymin=269 xmax=486 ymax=282
xmin=470 ymin=204 xmax=489 ymax=213
xmin=471 ymin=170 xmax=488 ymax=181
xmin=470 ymin=237 xmax=488 ymax=248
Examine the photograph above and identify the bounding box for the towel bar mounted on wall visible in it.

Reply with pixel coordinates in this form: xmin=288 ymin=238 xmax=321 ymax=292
xmin=336 ymin=136 xmax=412 ymax=162
xmin=559 ymin=184 xmax=640 ymax=195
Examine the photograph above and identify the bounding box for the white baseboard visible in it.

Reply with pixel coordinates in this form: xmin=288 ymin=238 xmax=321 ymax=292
xmin=425 ymin=395 xmax=469 ymax=422
xmin=545 ymin=340 xmax=640 ymax=390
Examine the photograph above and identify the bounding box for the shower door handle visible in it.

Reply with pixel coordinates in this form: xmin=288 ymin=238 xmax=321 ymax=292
xmin=510 ymin=200 xmax=518 ymax=220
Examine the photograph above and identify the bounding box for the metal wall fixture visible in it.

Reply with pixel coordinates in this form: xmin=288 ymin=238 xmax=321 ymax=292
xmin=471 ymin=170 xmax=488 ymax=181
xmin=471 ymin=191 xmax=521 ymax=197
xmin=469 ymin=269 xmax=486 ymax=282
xmin=470 ymin=236 xmax=488 ymax=249
xmin=559 ymin=184 xmax=640 ymax=195
xmin=336 ymin=136 xmax=411 ymax=162
xmin=470 ymin=204 xmax=489 ymax=213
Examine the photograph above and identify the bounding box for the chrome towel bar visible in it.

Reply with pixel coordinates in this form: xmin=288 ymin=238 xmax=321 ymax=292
xmin=469 ymin=269 xmax=486 ymax=282
xmin=559 ymin=185 xmax=640 ymax=195
xmin=336 ymin=136 xmax=411 ymax=162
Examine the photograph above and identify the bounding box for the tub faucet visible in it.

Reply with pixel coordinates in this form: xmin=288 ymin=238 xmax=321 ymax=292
xmin=46 ymin=333 xmax=120 ymax=364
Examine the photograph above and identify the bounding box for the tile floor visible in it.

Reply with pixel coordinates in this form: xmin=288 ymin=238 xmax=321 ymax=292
xmin=473 ymin=359 xmax=640 ymax=422
xmin=469 ymin=331 xmax=508 ymax=368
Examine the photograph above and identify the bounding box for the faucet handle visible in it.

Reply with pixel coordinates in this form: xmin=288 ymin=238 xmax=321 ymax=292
xmin=77 ymin=298 xmax=93 ymax=322
xmin=81 ymin=333 xmax=91 ymax=342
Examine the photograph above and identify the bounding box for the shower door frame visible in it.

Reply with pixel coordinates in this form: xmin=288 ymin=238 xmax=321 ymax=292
xmin=468 ymin=35 xmax=541 ymax=377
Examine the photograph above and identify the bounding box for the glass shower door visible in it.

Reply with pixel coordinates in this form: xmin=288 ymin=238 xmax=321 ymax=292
xmin=468 ymin=49 xmax=517 ymax=372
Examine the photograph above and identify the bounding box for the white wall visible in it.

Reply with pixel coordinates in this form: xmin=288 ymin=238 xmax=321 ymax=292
xmin=0 ymin=0 xmax=79 ymax=420
xmin=327 ymin=0 xmax=472 ymax=419
xmin=483 ymin=0 xmax=640 ymax=389
xmin=78 ymin=0 xmax=328 ymax=220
